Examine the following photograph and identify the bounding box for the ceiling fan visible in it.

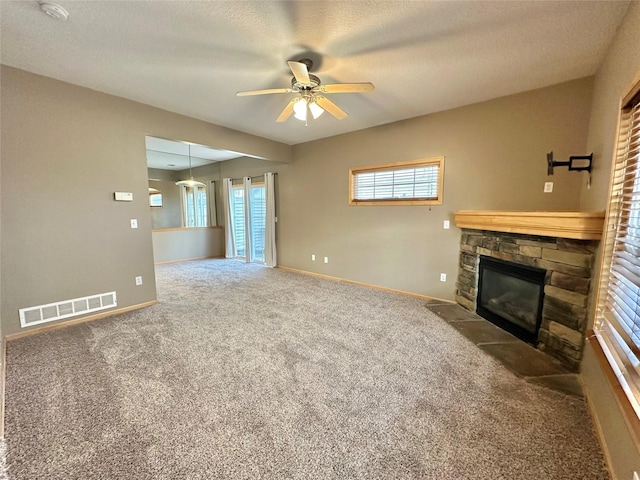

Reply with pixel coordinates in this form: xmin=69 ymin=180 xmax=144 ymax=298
xmin=236 ymin=59 xmax=374 ymax=123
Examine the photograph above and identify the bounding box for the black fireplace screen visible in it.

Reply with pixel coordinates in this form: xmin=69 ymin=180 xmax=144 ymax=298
xmin=477 ymin=256 xmax=546 ymax=344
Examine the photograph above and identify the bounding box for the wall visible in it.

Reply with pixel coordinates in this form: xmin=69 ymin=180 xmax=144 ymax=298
xmin=220 ymin=78 xmax=592 ymax=300
xmin=0 ymin=66 xmax=291 ymax=337
xmin=152 ymin=228 xmax=224 ymax=264
xmin=579 ymin=1 xmax=640 ymax=478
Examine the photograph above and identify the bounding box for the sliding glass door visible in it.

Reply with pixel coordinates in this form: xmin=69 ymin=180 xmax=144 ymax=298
xmin=250 ymin=185 xmax=266 ymax=262
xmin=230 ymin=183 xmax=265 ymax=262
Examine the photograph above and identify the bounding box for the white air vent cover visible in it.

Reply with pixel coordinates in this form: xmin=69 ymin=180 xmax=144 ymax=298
xmin=19 ymin=291 xmax=117 ymax=328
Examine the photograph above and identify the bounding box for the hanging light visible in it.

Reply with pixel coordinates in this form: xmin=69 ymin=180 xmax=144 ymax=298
xmin=176 ymin=144 xmax=205 ymax=187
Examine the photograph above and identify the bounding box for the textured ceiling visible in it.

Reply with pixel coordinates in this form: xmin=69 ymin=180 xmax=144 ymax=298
xmin=0 ymin=1 xmax=631 ymax=146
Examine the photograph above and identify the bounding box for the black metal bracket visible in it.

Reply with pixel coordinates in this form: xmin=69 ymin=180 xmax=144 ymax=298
xmin=546 ymin=151 xmax=593 ymax=175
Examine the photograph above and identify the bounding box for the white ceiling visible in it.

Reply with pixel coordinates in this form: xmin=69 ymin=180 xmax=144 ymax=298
xmin=0 ymin=1 xmax=631 ymax=146
xmin=145 ymin=136 xmax=243 ymax=171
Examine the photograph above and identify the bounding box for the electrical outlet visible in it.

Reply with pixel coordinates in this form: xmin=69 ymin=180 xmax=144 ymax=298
xmin=324 ymin=257 xmax=329 ymax=264
xmin=440 ymin=273 xmax=447 ymax=282
xmin=544 ymin=182 xmax=554 ymax=193
xmin=135 ymin=276 xmax=143 ymax=286
xmin=130 ymin=218 xmax=138 ymax=229
xmin=443 ymin=220 xmax=450 ymax=229
xmin=311 ymin=254 xmax=316 ymax=261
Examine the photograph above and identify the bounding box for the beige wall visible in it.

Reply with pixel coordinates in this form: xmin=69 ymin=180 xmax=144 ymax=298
xmin=0 ymin=66 xmax=291 ymax=337
xmin=152 ymin=228 xmax=224 ymax=264
xmin=579 ymin=2 xmax=640 ymax=478
xmin=149 ymin=178 xmax=183 ymax=229
xmin=218 ymin=78 xmax=593 ymax=300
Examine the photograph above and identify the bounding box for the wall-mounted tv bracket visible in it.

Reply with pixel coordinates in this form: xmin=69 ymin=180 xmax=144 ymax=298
xmin=547 ymin=151 xmax=593 ymax=188
xmin=546 ymin=151 xmax=593 ymax=175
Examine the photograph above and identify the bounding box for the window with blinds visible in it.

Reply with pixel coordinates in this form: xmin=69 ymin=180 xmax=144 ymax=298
xmin=594 ymin=80 xmax=640 ymax=419
xmin=349 ymin=156 xmax=444 ymax=206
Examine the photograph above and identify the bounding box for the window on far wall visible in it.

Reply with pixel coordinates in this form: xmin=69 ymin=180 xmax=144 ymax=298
xmin=181 ymin=184 xmax=208 ymax=227
xmin=149 ymin=193 xmax=163 ymax=207
xmin=349 ymin=156 xmax=444 ymax=206
xmin=594 ymin=78 xmax=640 ymax=420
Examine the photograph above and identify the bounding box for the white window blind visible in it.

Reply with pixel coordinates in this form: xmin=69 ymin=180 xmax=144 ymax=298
xmin=349 ymin=156 xmax=444 ymax=206
xmin=594 ymin=83 xmax=640 ymax=419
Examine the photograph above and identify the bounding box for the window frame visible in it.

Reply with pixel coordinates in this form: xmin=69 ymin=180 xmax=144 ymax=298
xmin=180 ymin=184 xmax=208 ymax=228
xmin=348 ymin=156 xmax=444 ymax=206
xmin=593 ymin=76 xmax=640 ymax=427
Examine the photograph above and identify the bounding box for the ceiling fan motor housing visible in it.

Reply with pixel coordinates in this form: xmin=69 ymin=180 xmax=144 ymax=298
xmin=292 ymin=74 xmax=321 ymax=91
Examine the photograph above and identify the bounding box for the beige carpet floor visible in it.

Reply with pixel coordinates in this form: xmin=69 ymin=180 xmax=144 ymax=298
xmin=3 ymin=259 xmax=608 ymax=479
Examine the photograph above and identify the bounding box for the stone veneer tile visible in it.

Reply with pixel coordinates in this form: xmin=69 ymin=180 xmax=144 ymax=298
xmin=549 ymin=271 xmax=590 ymax=295
xmin=534 ymin=259 xmax=591 ymax=278
xmin=516 ymin=238 xmax=557 ymax=249
xmin=499 ymin=243 xmax=519 ymax=254
xmin=541 ymin=248 xmax=592 ymax=268
xmin=542 ymin=304 xmax=585 ymax=331
xmin=518 ymin=245 xmax=542 ymax=257
xmin=544 ymin=296 xmax=587 ymax=320
xmin=460 ymin=243 xmax=476 ymax=254
xmin=548 ymin=321 xmax=584 ymax=348
xmin=544 ymin=285 xmax=588 ymax=308
xmin=465 ymin=234 xmax=484 ymax=247
xmin=557 ymin=238 xmax=598 ymax=254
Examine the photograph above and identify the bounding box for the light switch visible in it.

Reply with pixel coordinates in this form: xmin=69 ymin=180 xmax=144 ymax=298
xmin=130 ymin=219 xmax=138 ymax=229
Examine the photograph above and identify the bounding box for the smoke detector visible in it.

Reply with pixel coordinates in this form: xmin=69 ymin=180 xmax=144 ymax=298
xmin=39 ymin=2 xmax=69 ymax=21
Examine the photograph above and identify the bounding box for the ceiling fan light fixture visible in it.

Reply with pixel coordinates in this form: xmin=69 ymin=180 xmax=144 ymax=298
xmin=293 ymin=98 xmax=308 ymax=121
xmin=309 ymin=101 xmax=324 ymax=119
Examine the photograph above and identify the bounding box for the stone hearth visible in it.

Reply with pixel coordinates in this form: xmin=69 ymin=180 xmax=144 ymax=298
xmin=454 ymin=223 xmax=601 ymax=371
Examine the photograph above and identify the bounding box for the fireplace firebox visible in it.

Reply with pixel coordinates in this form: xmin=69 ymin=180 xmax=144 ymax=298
xmin=477 ymin=256 xmax=546 ymax=344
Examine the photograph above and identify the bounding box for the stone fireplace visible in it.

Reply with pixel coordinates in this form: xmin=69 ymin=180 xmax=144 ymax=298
xmin=454 ymin=211 xmax=605 ymax=371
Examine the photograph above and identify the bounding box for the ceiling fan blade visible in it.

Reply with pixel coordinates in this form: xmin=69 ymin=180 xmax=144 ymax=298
xmin=315 ymin=96 xmax=348 ymax=120
xmin=237 ymin=88 xmax=292 ymax=97
xmin=276 ymin=99 xmax=296 ymax=122
xmin=288 ymin=61 xmax=310 ymax=84
xmin=320 ymin=83 xmax=375 ymax=93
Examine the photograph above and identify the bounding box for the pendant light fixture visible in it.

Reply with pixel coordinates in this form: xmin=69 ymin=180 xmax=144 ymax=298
xmin=176 ymin=144 xmax=205 ymax=187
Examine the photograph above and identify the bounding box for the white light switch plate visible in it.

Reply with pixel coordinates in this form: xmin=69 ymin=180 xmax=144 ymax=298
xmin=443 ymin=220 xmax=450 ymax=229
xmin=130 ymin=219 xmax=138 ymax=229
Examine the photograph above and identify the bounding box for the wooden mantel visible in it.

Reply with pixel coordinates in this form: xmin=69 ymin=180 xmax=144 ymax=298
xmin=454 ymin=210 xmax=605 ymax=240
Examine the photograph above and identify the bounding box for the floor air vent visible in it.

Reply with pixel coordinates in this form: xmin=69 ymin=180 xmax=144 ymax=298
xmin=19 ymin=292 xmax=117 ymax=328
